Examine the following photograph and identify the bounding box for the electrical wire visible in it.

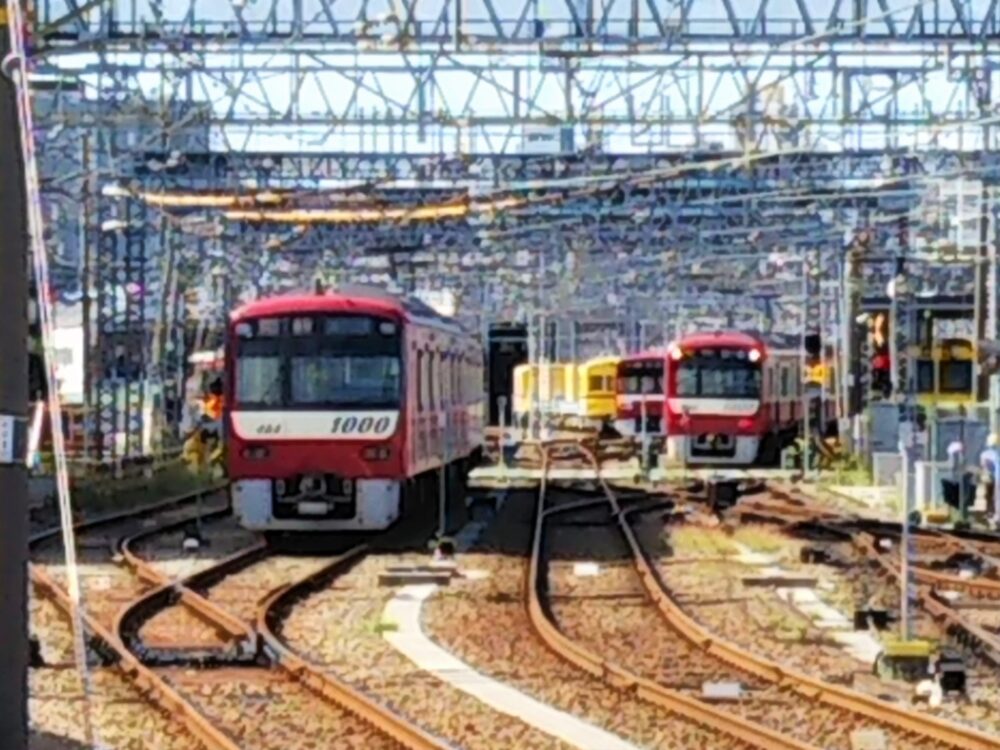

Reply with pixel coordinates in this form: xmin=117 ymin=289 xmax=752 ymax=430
xmin=5 ymin=2 xmax=100 ymax=746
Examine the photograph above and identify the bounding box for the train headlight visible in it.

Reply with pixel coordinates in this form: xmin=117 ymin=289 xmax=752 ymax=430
xmin=242 ymin=446 xmax=269 ymax=459
xmin=748 ymin=348 xmax=761 ymax=363
xmin=669 ymin=346 xmax=684 ymax=361
xmin=361 ymin=446 xmax=392 ymax=461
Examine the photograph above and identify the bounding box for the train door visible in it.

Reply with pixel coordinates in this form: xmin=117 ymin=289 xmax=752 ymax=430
xmin=487 ymin=323 xmax=528 ymax=426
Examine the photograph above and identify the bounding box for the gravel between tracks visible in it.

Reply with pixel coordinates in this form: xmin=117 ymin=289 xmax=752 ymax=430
xmin=639 ymin=500 xmax=991 ymax=744
xmin=423 ymin=491 xmax=760 ymax=750
xmin=279 ymin=550 xmax=573 ymax=750
xmin=29 ymin=592 xmax=207 ymax=750
xmin=158 ymin=667 xmax=403 ymax=750
xmin=33 ymin=499 xmax=229 ymax=633
xmin=132 ymin=514 xmax=259 ymax=579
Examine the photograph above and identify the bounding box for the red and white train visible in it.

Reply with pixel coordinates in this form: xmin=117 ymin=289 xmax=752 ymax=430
xmin=225 ymin=286 xmax=485 ymax=532
xmin=614 ymin=351 xmax=666 ymax=437
xmin=615 ymin=331 xmax=834 ymax=466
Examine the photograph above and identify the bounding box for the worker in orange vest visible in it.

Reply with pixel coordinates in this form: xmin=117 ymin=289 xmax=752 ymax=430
xmin=202 ymin=377 xmax=224 ymax=423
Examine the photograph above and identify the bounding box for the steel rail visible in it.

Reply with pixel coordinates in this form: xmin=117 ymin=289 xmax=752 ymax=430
xmin=576 ymin=449 xmax=1000 ymax=750
xmin=713 ymin=494 xmax=1000 ymax=669
xmin=117 ymin=511 xmax=260 ymax=646
xmin=28 ymin=483 xmax=229 ymax=548
xmin=256 ymin=546 xmax=450 ymax=750
xmin=528 ymin=446 xmax=820 ymax=750
xmin=28 ymin=484 xmax=240 ymax=750
xmin=765 ymin=485 xmax=1000 ymax=601
xmin=851 ymin=530 xmax=1000 ymax=664
xmin=117 ymin=516 xmax=448 ymax=748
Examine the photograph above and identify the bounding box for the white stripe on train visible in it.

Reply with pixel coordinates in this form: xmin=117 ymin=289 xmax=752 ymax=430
xmin=231 ymin=411 xmax=400 ymax=441
xmin=666 ymin=398 xmax=760 ymax=416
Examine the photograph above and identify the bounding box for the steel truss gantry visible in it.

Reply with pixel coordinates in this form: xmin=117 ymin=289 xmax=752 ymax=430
xmin=21 ymin=0 xmax=1000 ymax=460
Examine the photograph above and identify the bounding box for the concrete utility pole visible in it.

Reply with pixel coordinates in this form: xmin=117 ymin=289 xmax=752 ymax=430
xmin=0 ymin=1 xmax=31 ymax=746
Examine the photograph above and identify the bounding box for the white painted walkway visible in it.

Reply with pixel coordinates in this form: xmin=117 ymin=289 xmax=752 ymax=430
xmin=734 ymin=545 xmax=883 ymax=665
xmin=382 ymin=583 xmax=643 ymax=750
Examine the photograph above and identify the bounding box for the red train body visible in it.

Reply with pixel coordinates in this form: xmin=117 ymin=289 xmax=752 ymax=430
xmin=663 ymin=331 xmax=819 ymax=466
xmin=615 ymin=331 xmax=825 ymax=466
xmin=614 ymin=352 xmax=666 ymax=437
xmin=226 ymin=288 xmax=484 ymax=532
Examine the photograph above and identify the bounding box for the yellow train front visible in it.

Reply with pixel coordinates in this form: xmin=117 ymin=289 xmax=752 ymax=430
xmin=914 ymin=338 xmax=976 ymax=408
xmin=511 ymin=355 xmax=620 ymax=431
xmin=575 ymin=356 xmax=619 ymax=426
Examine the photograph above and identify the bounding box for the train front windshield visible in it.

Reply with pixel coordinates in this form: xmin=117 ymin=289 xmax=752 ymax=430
xmin=618 ymin=360 xmax=664 ymax=394
xmin=233 ymin=315 xmax=402 ymax=409
xmin=674 ymin=347 xmax=762 ymax=399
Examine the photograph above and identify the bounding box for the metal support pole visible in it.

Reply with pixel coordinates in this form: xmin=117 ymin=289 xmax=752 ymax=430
xmin=988 ymin=194 xmax=1000 ymax=435
xmin=640 ymin=396 xmax=648 ymax=475
xmin=498 ymin=395 xmax=507 ymax=477
xmin=801 ymin=258 xmax=811 ymax=476
xmin=438 ymin=420 xmax=448 ymax=538
xmin=900 ymin=429 xmax=917 ymax=641
xmin=0 ymin=3 xmax=30 ymax=745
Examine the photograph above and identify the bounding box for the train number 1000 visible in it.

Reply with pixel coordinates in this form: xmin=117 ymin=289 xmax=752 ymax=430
xmin=330 ymin=415 xmax=393 ymax=435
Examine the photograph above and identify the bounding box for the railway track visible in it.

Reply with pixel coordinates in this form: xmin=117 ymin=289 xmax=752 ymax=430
xmin=759 ymin=485 xmax=1000 ymax=658
xmin=534 ymin=478 xmax=818 ymax=748
xmin=28 ymin=487 xmax=448 ymax=750
xmin=29 ymin=487 xmax=244 ymax=750
xmin=118 ymin=519 xmax=451 ymax=748
xmin=561 ymin=445 xmax=1000 ymax=750
xmin=267 ymin=544 xmax=581 ymax=750
xmin=424 ymin=462 xmax=770 ymax=748
xmin=719 ymin=483 xmax=1000 ymax=735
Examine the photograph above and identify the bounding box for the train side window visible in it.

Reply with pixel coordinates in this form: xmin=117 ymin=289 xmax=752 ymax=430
xmin=460 ymin=358 xmax=466 ymax=405
xmin=780 ymin=367 xmax=789 ymax=398
xmin=443 ymin=354 xmax=451 ymax=405
xmin=428 ymin=352 xmax=437 ymax=410
xmin=417 ymin=351 xmax=425 ymax=411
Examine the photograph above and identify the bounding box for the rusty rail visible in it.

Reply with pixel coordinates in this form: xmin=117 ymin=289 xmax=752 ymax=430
xmin=257 ymin=547 xmax=449 ymax=750
xmin=718 ymin=491 xmax=1000 ymax=670
xmin=118 ymin=512 xmax=260 ymax=646
xmin=29 ymin=483 xmax=228 ymax=548
xmin=574 ymin=449 xmax=1000 ymax=750
xmin=31 ymin=568 xmax=241 ymax=750
xmin=766 ymin=485 xmax=1000 ymax=603
xmin=851 ymin=530 xmax=1000 ymax=663
xmin=528 ymin=447 xmax=819 ymax=750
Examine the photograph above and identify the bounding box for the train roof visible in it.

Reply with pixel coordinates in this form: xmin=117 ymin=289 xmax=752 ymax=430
xmin=581 ymin=355 xmax=621 ymax=367
xmin=674 ymin=331 xmax=766 ymax=349
xmin=231 ymin=285 xmax=465 ymax=334
xmin=619 ymin=349 xmax=667 ymax=363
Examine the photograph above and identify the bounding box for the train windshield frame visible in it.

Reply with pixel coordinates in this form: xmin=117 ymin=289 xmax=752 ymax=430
xmin=618 ymin=360 xmax=664 ymax=395
xmin=939 ymin=360 xmax=973 ymax=394
xmin=232 ymin=314 xmax=403 ymax=409
xmin=674 ymin=347 xmax=762 ymax=399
